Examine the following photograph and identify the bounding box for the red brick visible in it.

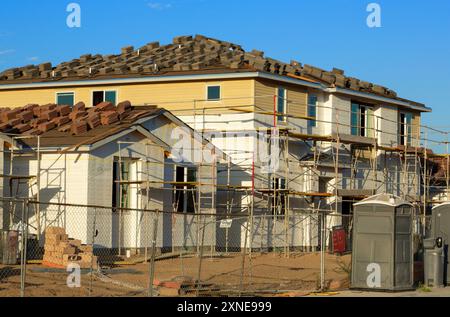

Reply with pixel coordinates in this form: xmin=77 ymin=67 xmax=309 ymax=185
xmin=41 ymin=110 xmax=58 ymax=121
xmin=71 ymin=121 xmax=87 ymax=135
xmin=52 ymin=116 xmax=70 ymax=127
xmin=18 ymin=110 xmax=34 ymax=123
xmin=73 ymin=102 xmax=86 ymax=112
xmin=38 ymin=121 xmax=56 ymax=133
xmin=95 ymin=102 xmax=115 ymax=112
xmin=69 ymin=111 xmax=86 ymax=121
xmin=56 ymin=105 xmax=71 ymax=116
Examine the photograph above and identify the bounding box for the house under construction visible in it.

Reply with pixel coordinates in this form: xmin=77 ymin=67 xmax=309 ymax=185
xmin=0 ymin=35 xmax=449 ymax=252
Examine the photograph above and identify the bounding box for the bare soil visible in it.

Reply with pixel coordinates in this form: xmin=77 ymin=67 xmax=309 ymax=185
xmin=0 ymin=252 xmax=351 ymax=297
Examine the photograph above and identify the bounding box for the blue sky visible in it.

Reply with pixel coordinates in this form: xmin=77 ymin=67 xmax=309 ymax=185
xmin=0 ymin=0 xmax=449 ymax=140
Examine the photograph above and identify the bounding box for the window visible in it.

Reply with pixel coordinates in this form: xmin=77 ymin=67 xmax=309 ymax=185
xmin=399 ymin=112 xmax=413 ymax=146
xmin=271 ymin=178 xmax=286 ymax=215
xmin=207 ymin=86 xmax=221 ymax=101
xmin=92 ymin=90 xmax=117 ymax=106
xmin=308 ymin=94 xmax=318 ymax=128
xmin=277 ymin=87 xmax=287 ymax=122
xmin=351 ymin=102 xmax=374 ymax=137
xmin=56 ymin=92 xmax=74 ymax=106
xmin=174 ymin=166 xmax=197 ymax=213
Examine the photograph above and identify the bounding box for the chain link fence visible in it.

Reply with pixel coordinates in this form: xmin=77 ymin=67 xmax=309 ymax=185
xmin=6 ymin=197 xmax=431 ymax=297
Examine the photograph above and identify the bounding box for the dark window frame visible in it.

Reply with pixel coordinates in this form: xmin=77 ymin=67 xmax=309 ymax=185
xmin=56 ymin=92 xmax=75 ymax=106
xmin=92 ymin=90 xmax=117 ymax=106
xmin=277 ymin=87 xmax=287 ymax=123
xmin=207 ymin=85 xmax=221 ymax=101
xmin=308 ymin=94 xmax=318 ymax=128
xmin=351 ymin=101 xmax=374 ymax=137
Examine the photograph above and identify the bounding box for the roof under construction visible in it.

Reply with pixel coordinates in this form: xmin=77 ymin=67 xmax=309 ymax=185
xmin=0 ymin=101 xmax=164 ymax=148
xmin=0 ymin=34 xmax=425 ymax=108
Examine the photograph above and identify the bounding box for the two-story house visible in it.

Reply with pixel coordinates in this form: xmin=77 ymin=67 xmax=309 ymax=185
xmin=0 ymin=35 xmax=431 ymax=249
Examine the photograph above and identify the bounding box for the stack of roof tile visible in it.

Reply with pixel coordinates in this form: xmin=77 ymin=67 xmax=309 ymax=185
xmin=0 ymin=35 xmax=399 ymax=99
xmin=0 ymin=100 xmax=142 ymax=136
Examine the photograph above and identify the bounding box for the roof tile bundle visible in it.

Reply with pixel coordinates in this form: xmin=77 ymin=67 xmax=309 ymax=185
xmin=0 ymin=34 xmax=401 ymax=99
xmin=0 ymin=99 xmax=153 ymax=137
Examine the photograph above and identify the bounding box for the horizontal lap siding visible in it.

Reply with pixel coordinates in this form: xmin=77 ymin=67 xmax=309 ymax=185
xmin=0 ymin=79 xmax=255 ymax=114
xmin=411 ymin=111 xmax=421 ymax=146
xmin=254 ymin=79 xmax=307 ymax=118
xmin=289 ymin=88 xmax=308 ymax=118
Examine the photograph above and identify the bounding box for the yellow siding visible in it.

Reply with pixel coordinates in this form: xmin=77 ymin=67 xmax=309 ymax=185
xmin=289 ymin=88 xmax=308 ymax=118
xmin=254 ymin=79 xmax=307 ymax=117
xmin=254 ymin=79 xmax=276 ymax=113
xmin=0 ymin=79 xmax=255 ymax=114
xmin=412 ymin=111 xmax=421 ymax=146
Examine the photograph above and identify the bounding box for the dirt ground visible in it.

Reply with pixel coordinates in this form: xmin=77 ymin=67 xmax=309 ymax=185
xmin=0 ymin=252 xmax=351 ymax=297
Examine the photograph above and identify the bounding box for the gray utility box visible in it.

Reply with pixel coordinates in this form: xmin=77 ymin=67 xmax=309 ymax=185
xmin=351 ymin=194 xmax=414 ymax=291
xmin=430 ymin=203 xmax=450 ymax=285
xmin=423 ymin=238 xmax=444 ymax=288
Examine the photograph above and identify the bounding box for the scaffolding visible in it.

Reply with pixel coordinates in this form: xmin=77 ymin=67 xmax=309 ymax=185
xmin=0 ymin=135 xmax=42 ymax=238
xmin=130 ymin=93 xmax=450 ymax=255
xmin=1 ymin=94 xmax=449 ymax=257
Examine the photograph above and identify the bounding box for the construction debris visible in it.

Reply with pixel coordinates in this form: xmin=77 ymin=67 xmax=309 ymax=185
xmin=154 ymin=276 xmax=197 ymax=296
xmin=42 ymin=227 xmax=98 ymax=269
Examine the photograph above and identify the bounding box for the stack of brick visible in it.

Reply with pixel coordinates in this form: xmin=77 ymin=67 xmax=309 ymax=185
xmin=43 ymin=227 xmax=98 ymax=269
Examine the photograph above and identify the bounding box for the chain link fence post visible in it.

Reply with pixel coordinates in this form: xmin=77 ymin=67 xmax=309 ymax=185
xmin=239 ymin=215 xmax=250 ymax=297
xmin=320 ymin=211 xmax=325 ymax=292
xmin=148 ymin=211 xmax=159 ymax=297
xmin=89 ymin=207 xmax=98 ymax=297
xmin=20 ymin=198 xmax=29 ymax=297
xmin=195 ymin=215 xmax=206 ymax=297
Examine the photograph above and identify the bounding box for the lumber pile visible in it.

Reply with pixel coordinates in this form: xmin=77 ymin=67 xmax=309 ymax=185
xmin=43 ymin=227 xmax=98 ymax=269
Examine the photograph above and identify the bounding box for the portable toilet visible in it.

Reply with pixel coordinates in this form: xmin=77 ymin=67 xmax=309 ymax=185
xmin=430 ymin=202 xmax=450 ymax=285
xmin=351 ymin=194 xmax=414 ymax=291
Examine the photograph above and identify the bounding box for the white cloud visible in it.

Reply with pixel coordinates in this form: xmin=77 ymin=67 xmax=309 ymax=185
xmin=27 ymin=56 xmax=40 ymax=62
xmin=148 ymin=2 xmax=172 ymax=10
xmin=0 ymin=49 xmax=15 ymax=55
